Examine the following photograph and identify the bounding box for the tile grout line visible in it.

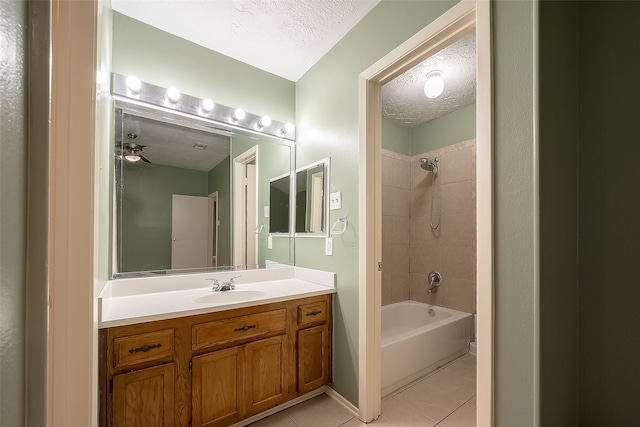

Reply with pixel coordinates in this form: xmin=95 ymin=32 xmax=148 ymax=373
xmin=434 ymin=393 xmax=477 ymax=426
xmin=387 ymin=396 xmax=440 ymax=426
xmin=284 ymin=412 xmax=300 ymax=427
xmin=336 ymin=415 xmax=359 ymax=427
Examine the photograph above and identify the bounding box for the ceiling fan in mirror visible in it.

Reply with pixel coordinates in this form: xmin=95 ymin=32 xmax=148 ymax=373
xmin=117 ymin=133 xmax=151 ymax=163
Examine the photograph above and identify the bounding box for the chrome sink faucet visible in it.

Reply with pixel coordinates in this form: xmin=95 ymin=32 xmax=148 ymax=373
xmin=208 ymin=276 xmax=241 ymax=292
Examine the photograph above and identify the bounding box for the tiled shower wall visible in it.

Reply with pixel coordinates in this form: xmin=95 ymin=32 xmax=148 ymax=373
xmin=381 ymin=139 xmax=476 ymax=314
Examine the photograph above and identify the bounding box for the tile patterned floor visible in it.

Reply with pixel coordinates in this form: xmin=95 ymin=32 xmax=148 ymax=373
xmin=249 ymin=354 xmax=476 ymax=427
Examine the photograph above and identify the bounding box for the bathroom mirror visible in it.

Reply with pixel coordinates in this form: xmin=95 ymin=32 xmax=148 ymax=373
xmin=294 ymin=158 xmax=330 ymax=237
xmin=269 ymin=173 xmax=292 ymax=234
xmin=113 ymin=100 xmax=294 ymax=277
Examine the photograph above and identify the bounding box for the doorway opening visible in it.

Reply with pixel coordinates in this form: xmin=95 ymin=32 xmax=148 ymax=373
xmin=358 ymin=2 xmax=493 ymax=425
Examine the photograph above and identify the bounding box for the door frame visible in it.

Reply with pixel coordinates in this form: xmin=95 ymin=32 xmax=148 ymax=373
xmin=357 ymin=1 xmax=493 ymax=424
xmin=209 ymin=191 xmax=219 ymax=267
xmin=233 ymin=145 xmax=259 ymax=266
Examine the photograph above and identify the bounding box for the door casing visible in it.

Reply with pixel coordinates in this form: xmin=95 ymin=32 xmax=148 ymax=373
xmin=357 ymin=1 xmax=494 ymax=424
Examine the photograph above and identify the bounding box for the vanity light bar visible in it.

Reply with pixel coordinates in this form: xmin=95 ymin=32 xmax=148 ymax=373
xmin=111 ymin=73 xmax=296 ymax=141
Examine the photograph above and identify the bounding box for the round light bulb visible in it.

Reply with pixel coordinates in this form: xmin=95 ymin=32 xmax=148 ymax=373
xmin=424 ymin=71 xmax=444 ymax=98
xmin=259 ymin=116 xmax=272 ymax=127
xmin=125 ymin=75 xmax=141 ymax=93
xmin=284 ymin=123 xmax=295 ymax=134
xmin=233 ymin=108 xmax=246 ymax=120
xmin=166 ymin=87 xmax=181 ymax=103
xmin=201 ymin=98 xmax=215 ymax=112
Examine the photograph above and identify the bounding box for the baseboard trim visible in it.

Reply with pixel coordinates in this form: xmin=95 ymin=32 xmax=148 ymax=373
xmin=324 ymin=386 xmax=360 ymax=418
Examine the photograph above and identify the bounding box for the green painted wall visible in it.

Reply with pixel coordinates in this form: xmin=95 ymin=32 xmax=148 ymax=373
xmin=25 ymin=3 xmax=52 ymax=424
xmin=493 ymin=1 xmax=537 ymax=424
xmin=382 ymin=104 xmax=475 ymax=157
xmin=119 ymin=163 xmax=209 ymax=271
xmin=411 ymin=103 xmax=476 ymax=154
xmin=112 ymin=12 xmax=295 ymax=124
xmin=0 ymin=1 xmax=27 ymax=424
xmin=539 ymin=2 xmax=578 ymax=425
xmin=381 ymin=117 xmax=412 ymax=155
xmin=578 ymin=2 xmax=640 ymax=424
xmin=295 ymin=0 xmax=462 ymax=406
xmin=207 ymin=157 xmax=232 ymax=267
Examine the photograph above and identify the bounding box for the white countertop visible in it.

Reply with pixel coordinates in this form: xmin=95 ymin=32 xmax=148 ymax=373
xmin=99 ymin=266 xmax=335 ymax=328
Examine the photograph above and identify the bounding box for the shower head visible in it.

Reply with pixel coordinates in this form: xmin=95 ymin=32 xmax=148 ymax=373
xmin=419 ymin=157 xmax=439 ymax=172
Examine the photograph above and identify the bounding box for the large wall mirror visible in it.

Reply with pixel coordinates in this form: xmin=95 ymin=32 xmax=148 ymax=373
xmin=113 ymin=100 xmax=294 ymax=276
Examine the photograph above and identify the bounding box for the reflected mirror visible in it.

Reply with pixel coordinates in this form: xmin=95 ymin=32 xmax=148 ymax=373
xmin=269 ymin=173 xmax=291 ymax=234
xmin=294 ymin=158 xmax=330 ymax=237
xmin=114 ymin=100 xmax=294 ymax=276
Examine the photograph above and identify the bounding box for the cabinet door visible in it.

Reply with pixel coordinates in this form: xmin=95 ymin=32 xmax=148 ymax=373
xmin=245 ymin=334 xmax=288 ymax=416
xmin=192 ymin=347 xmax=244 ymax=427
xmin=298 ymin=325 xmax=330 ymax=394
xmin=112 ymin=363 xmax=174 ymax=427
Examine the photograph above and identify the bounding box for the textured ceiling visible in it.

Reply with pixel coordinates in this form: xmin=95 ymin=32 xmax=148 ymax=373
xmin=111 ymin=0 xmax=380 ymax=81
xmin=382 ymin=32 xmax=476 ymax=128
xmin=122 ymin=114 xmax=230 ymax=171
xmin=112 ymin=1 xmax=475 ymax=129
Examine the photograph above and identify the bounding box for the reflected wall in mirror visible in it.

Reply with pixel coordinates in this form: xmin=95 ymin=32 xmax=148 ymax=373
xmin=114 ymin=100 xmax=294 ymax=276
xmin=294 ymin=158 xmax=330 ymax=237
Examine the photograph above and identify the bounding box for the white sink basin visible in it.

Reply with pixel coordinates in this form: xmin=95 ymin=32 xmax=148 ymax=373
xmin=194 ymin=290 xmax=267 ymax=304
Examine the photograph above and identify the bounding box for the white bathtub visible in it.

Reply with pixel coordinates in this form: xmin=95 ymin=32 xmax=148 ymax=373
xmin=381 ymin=301 xmax=473 ymax=396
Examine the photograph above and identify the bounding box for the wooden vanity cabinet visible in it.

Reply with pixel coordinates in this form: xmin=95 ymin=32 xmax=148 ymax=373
xmin=191 ymin=346 xmax=244 ymax=426
xmin=100 ymin=294 xmax=331 ymax=427
xmin=191 ymin=309 xmax=288 ymax=427
xmin=296 ymin=300 xmax=331 ymax=394
xmin=112 ymin=363 xmax=175 ymax=427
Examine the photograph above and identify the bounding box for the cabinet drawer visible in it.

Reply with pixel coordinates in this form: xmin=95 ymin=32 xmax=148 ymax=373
xmin=193 ymin=309 xmax=287 ymax=351
xmin=113 ymin=329 xmax=174 ymax=369
xmin=297 ymin=301 xmax=327 ymax=327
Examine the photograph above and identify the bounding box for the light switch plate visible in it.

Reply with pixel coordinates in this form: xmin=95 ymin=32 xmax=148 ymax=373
xmin=268 ymin=235 xmax=273 ymax=249
xmin=264 ymin=206 xmax=270 ymax=218
xmin=325 ymin=237 xmax=333 ymax=256
xmin=330 ymin=192 xmax=342 ymax=210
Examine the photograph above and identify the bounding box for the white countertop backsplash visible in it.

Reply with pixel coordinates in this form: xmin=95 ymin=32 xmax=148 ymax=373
xmin=99 ymin=266 xmax=335 ymax=328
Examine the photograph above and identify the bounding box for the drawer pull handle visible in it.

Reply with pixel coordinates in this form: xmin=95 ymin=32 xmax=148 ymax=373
xmin=307 ymin=310 xmax=323 ymax=316
xmin=128 ymin=343 xmax=162 ymax=354
xmin=234 ymin=324 xmax=257 ymax=332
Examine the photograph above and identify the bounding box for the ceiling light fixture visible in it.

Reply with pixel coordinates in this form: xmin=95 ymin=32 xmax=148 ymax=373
xmin=124 ymin=153 xmax=141 ymax=162
xmin=166 ymin=87 xmax=181 ymax=103
xmin=424 ymin=70 xmax=444 ymax=98
xmin=112 ymin=73 xmax=296 ymax=141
